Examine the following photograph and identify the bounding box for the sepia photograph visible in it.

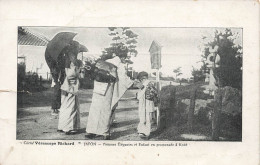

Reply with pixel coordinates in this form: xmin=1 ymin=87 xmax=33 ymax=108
xmin=17 ymin=27 xmax=243 ymax=141
xmin=1 ymin=0 xmax=259 ymax=164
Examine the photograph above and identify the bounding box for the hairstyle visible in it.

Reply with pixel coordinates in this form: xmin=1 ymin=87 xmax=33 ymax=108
xmin=137 ymin=71 xmax=149 ymax=80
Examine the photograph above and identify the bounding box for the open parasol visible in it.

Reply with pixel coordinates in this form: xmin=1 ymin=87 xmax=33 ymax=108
xmin=79 ymin=44 xmax=88 ymax=52
xmin=45 ymin=32 xmax=88 ymax=85
xmin=46 ymin=32 xmax=77 ymax=61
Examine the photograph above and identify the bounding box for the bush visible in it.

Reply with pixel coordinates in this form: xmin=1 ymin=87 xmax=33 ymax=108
xmin=176 ymin=86 xmax=213 ymax=100
xmin=202 ymin=29 xmax=242 ymax=90
xmin=159 ymin=85 xmax=176 ymax=112
xmin=196 ymin=107 xmax=212 ymax=125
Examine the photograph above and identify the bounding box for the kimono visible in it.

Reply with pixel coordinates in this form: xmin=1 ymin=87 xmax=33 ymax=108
xmin=137 ymin=80 xmax=159 ymax=136
xmin=58 ymin=62 xmax=81 ymax=132
xmin=45 ymin=49 xmax=69 ymax=110
xmin=86 ymin=56 xmax=133 ymax=136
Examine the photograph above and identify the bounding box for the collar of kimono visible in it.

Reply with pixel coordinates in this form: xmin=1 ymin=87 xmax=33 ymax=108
xmin=142 ymin=80 xmax=150 ymax=87
xmin=137 ymin=80 xmax=150 ymax=100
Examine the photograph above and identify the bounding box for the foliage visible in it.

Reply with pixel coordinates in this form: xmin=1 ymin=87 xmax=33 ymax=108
xmin=101 ymin=27 xmax=138 ymax=60
xmin=201 ymin=28 xmax=242 ymax=89
xmin=191 ymin=66 xmax=206 ymax=83
xmin=160 ymin=77 xmax=175 ymax=81
xmin=176 ymin=86 xmax=213 ymax=100
xmin=173 ymin=67 xmax=182 ymax=80
xmin=179 ymin=78 xmax=188 ymax=83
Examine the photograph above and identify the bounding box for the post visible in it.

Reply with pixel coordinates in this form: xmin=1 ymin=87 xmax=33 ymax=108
xmin=187 ymin=87 xmax=198 ymax=130
xmin=40 ymin=76 xmax=42 ymax=86
xmin=156 ymin=69 xmax=160 ymax=88
xmin=212 ymin=88 xmax=222 ymax=140
xmin=149 ymin=40 xmax=162 ymax=131
xmin=156 ymin=69 xmax=161 ymax=130
xmin=167 ymin=87 xmax=176 ymax=127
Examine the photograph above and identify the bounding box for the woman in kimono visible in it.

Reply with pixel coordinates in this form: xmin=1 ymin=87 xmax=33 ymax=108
xmin=57 ymin=58 xmax=85 ymax=135
xmin=45 ymin=41 xmax=81 ymax=116
xmin=85 ymin=47 xmax=133 ymax=140
xmin=136 ymin=72 xmax=159 ymax=139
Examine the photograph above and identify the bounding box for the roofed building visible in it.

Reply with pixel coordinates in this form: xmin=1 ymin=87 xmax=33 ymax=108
xmin=18 ymin=27 xmax=50 ymax=80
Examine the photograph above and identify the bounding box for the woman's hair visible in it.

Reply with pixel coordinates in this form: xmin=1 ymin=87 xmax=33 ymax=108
xmin=137 ymin=71 xmax=148 ymax=80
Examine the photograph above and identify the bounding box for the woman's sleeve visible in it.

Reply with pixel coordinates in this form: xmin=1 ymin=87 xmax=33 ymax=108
xmin=106 ymin=56 xmax=121 ymax=66
xmin=118 ymin=63 xmax=134 ymax=88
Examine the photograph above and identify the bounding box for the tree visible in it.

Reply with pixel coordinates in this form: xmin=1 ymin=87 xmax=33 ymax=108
xmin=200 ymin=29 xmax=242 ymax=89
xmin=173 ymin=67 xmax=182 ymax=80
xmin=101 ymin=27 xmax=138 ymax=60
xmin=191 ymin=66 xmax=206 ymax=83
xmin=179 ymin=78 xmax=189 ymax=85
xmin=173 ymin=67 xmax=183 ymax=85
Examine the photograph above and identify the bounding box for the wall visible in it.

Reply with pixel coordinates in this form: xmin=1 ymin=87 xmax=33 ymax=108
xmin=18 ymin=45 xmax=50 ymax=80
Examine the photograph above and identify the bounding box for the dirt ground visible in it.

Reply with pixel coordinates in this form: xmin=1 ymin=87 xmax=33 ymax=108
xmin=17 ymin=88 xmax=163 ymax=141
xmin=17 ymin=84 xmax=240 ymax=141
xmin=17 ymin=84 xmax=224 ymax=141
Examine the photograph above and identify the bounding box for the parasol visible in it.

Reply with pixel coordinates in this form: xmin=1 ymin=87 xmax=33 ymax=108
xmin=45 ymin=32 xmax=88 ymax=85
xmin=79 ymin=44 xmax=88 ymax=52
xmin=46 ymin=32 xmax=77 ymax=61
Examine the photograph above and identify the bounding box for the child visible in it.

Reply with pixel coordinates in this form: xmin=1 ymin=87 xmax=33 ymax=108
xmin=136 ymin=71 xmax=159 ymax=139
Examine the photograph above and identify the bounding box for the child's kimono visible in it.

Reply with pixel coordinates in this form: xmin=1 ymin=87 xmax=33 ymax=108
xmin=58 ymin=62 xmax=81 ymax=132
xmin=137 ymin=80 xmax=159 ymax=136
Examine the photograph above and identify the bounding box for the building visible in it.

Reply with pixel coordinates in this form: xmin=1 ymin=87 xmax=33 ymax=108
xmin=18 ymin=27 xmax=50 ymax=80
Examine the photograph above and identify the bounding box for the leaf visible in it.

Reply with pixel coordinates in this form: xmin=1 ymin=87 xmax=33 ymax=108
xmin=121 ymin=27 xmax=130 ymax=31
xmin=109 ymin=32 xmax=116 ymax=36
xmin=125 ymin=30 xmax=138 ymax=38
xmin=129 ymin=49 xmax=138 ymax=56
xmin=108 ymin=27 xmax=117 ymax=31
xmin=126 ymin=39 xmax=137 ymax=44
xmin=173 ymin=67 xmax=182 ymax=73
xmin=128 ymin=45 xmax=136 ymax=49
xmin=112 ymin=36 xmax=121 ymax=41
xmin=110 ymin=43 xmax=118 ymax=47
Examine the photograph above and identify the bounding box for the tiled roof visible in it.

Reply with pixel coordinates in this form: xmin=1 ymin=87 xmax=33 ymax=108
xmin=18 ymin=27 xmax=49 ymax=46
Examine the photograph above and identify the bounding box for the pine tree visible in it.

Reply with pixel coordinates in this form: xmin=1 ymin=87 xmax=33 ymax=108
xmin=101 ymin=27 xmax=138 ymax=60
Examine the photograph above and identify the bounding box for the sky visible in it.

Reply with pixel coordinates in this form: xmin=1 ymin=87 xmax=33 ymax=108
xmin=28 ymin=27 xmax=242 ymax=78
